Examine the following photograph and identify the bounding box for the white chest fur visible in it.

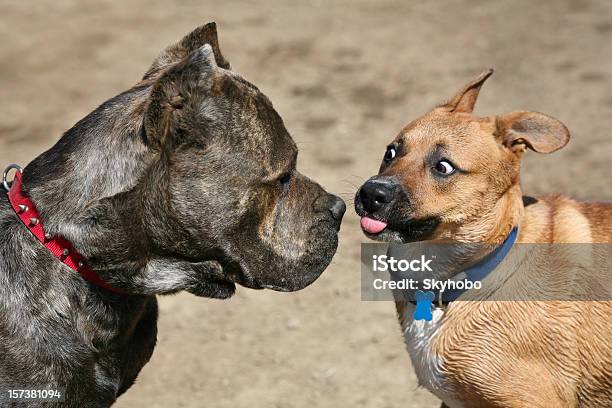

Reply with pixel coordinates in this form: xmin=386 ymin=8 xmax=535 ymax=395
xmin=401 ymin=304 xmax=464 ymax=408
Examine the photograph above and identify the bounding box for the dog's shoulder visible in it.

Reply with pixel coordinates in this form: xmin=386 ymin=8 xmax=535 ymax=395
xmin=575 ymin=200 xmax=612 ymax=243
xmin=403 ymin=300 xmax=604 ymax=407
xmin=520 ymin=194 xmax=612 ymax=243
xmin=0 ymin=195 xmax=157 ymax=404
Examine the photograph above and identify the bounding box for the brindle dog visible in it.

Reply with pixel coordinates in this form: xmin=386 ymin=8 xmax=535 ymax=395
xmin=0 ymin=23 xmax=345 ymax=406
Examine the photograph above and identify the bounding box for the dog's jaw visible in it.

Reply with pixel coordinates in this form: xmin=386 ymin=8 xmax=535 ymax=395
xmin=354 ymin=206 xmax=440 ymax=243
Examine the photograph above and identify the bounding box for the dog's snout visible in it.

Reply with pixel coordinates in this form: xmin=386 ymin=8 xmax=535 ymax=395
xmin=359 ymin=179 xmax=395 ymax=213
xmin=328 ymin=195 xmax=346 ymax=221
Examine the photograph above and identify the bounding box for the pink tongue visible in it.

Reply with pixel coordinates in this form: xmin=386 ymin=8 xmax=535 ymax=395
xmin=360 ymin=217 xmax=388 ymax=234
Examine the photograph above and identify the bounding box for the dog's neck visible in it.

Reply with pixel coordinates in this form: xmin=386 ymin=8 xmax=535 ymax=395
xmin=426 ymin=184 xmax=524 ymax=279
xmin=11 ymin=84 xmax=233 ymax=297
xmin=15 ymin=85 xmax=164 ymax=271
xmin=453 ymin=184 xmax=523 ymax=244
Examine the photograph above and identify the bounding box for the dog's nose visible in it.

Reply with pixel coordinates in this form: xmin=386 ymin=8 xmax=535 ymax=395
xmin=359 ymin=179 xmax=394 ymax=213
xmin=328 ymin=195 xmax=346 ymax=221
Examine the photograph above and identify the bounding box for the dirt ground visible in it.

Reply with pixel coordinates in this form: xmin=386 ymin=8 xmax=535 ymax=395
xmin=1 ymin=1 xmax=611 ymax=407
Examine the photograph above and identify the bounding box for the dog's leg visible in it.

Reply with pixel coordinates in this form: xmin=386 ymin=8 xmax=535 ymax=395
xmin=126 ymin=258 xmax=235 ymax=298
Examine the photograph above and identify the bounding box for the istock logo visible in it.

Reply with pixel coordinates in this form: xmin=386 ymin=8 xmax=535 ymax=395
xmin=372 ymin=255 xmax=433 ymax=273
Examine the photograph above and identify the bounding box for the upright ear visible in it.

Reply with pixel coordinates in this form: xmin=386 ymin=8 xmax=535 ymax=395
xmin=495 ymin=111 xmax=570 ymax=154
xmin=144 ymin=22 xmax=230 ymax=80
xmin=444 ymin=69 xmax=494 ymax=113
xmin=144 ymin=44 xmax=218 ymax=148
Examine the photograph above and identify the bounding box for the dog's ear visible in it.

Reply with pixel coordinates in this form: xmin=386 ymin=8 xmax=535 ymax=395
xmin=495 ymin=111 xmax=570 ymax=154
xmin=144 ymin=22 xmax=230 ymax=80
xmin=144 ymin=44 xmax=218 ymax=147
xmin=443 ymin=69 xmax=494 ymax=113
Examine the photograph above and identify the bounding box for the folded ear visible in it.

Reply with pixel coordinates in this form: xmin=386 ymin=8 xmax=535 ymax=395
xmin=495 ymin=111 xmax=570 ymax=154
xmin=443 ymin=69 xmax=494 ymax=113
xmin=144 ymin=22 xmax=230 ymax=80
xmin=144 ymin=44 xmax=217 ymax=148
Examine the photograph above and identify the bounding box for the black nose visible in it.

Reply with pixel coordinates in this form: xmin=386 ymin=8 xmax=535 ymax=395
xmin=328 ymin=195 xmax=346 ymax=221
xmin=359 ymin=179 xmax=394 ymax=213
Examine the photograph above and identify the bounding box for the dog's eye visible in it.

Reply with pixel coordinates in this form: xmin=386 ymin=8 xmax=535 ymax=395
xmin=433 ymin=160 xmax=455 ymax=175
xmin=384 ymin=146 xmax=397 ymax=163
xmin=279 ymin=172 xmax=292 ymax=186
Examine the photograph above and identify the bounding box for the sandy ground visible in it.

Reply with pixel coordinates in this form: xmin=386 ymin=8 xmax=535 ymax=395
xmin=1 ymin=1 xmax=611 ymax=407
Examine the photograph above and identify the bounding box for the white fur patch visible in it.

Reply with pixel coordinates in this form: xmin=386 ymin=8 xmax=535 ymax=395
xmin=401 ymin=304 xmax=464 ymax=408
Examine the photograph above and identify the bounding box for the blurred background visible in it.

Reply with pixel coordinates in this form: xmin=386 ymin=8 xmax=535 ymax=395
xmin=1 ymin=1 xmax=611 ymax=407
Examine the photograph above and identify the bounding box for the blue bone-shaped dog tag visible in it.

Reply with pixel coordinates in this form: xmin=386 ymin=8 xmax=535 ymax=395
xmin=413 ymin=290 xmax=435 ymax=321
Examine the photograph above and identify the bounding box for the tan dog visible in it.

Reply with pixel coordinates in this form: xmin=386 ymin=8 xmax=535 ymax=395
xmin=354 ymin=70 xmax=612 ymax=407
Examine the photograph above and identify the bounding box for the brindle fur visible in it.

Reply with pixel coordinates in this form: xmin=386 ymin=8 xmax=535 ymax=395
xmin=0 ymin=23 xmax=345 ymax=407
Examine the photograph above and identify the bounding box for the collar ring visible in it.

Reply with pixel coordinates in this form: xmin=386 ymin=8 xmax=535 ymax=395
xmin=2 ymin=164 xmax=23 ymax=193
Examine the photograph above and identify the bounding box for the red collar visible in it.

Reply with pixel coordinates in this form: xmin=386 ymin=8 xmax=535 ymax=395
xmin=5 ymin=168 xmax=125 ymax=294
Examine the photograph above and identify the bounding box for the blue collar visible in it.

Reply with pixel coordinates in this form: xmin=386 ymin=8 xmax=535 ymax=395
xmin=441 ymin=227 xmax=518 ymax=303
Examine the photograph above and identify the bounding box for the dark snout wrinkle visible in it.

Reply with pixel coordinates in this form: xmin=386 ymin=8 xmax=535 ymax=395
xmin=328 ymin=195 xmax=346 ymax=221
